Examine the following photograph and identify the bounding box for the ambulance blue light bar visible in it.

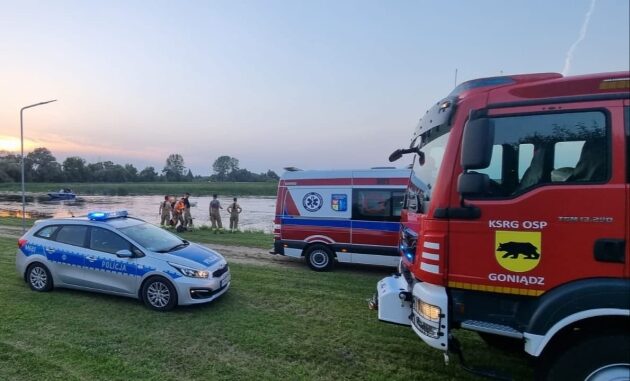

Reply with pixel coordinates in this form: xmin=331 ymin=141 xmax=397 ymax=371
xmin=88 ymin=210 xmax=128 ymax=221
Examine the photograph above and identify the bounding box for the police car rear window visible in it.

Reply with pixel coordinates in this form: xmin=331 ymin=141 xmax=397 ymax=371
xmin=55 ymin=225 xmax=88 ymax=247
xmin=35 ymin=225 xmax=59 ymax=239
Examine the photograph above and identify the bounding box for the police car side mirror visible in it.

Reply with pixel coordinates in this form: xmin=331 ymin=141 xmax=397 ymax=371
xmin=461 ymin=117 xmax=494 ymax=170
xmin=116 ymin=249 xmax=133 ymax=258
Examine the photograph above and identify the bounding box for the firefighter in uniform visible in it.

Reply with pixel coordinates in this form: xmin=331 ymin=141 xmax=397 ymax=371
xmin=227 ymin=197 xmax=242 ymax=232
xmin=209 ymin=194 xmax=223 ymax=232
xmin=183 ymin=192 xmax=193 ymax=229
xmin=159 ymin=195 xmax=172 ymax=227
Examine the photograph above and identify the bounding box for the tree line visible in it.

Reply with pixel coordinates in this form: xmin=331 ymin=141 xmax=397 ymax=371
xmin=0 ymin=148 xmax=278 ymax=183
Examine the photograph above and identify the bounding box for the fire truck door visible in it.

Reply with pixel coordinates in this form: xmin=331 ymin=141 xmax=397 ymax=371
xmin=448 ymin=102 xmax=627 ymax=292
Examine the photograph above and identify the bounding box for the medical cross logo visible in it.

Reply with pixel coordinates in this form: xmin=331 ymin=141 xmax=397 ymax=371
xmin=303 ymin=192 xmax=323 ymax=212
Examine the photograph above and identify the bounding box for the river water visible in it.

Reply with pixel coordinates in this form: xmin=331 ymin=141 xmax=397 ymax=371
xmin=0 ymin=193 xmax=277 ymax=233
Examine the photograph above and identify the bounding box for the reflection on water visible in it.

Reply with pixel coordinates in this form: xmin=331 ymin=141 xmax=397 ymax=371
xmin=0 ymin=209 xmax=50 ymax=219
xmin=0 ymin=193 xmax=276 ymax=233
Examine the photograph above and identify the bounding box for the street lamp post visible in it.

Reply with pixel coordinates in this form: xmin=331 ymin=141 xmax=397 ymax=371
xmin=20 ymin=100 xmax=57 ymax=233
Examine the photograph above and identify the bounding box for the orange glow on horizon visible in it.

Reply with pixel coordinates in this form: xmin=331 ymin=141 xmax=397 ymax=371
xmin=0 ymin=136 xmax=32 ymax=153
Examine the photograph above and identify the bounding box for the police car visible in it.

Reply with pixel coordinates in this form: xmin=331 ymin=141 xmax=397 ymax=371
xmin=15 ymin=211 xmax=230 ymax=311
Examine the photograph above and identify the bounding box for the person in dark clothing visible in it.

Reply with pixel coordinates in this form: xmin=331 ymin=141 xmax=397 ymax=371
xmin=183 ymin=192 xmax=192 ymax=229
xmin=209 ymin=194 xmax=223 ymax=232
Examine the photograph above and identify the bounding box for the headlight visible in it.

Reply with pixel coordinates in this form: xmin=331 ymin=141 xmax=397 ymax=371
xmin=168 ymin=262 xmax=209 ymax=278
xmin=416 ymin=299 xmax=441 ymax=322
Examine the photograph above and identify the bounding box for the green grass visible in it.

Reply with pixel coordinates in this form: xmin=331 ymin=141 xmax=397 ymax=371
xmin=0 ymin=181 xmax=277 ymax=196
xmin=0 ymin=237 xmax=532 ymax=380
xmin=0 ymin=216 xmax=34 ymax=228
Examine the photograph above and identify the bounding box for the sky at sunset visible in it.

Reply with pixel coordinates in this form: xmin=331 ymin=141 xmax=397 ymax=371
xmin=0 ymin=0 xmax=628 ymax=176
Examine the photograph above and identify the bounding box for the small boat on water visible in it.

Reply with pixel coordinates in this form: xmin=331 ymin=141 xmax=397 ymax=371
xmin=48 ymin=189 xmax=76 ymax=200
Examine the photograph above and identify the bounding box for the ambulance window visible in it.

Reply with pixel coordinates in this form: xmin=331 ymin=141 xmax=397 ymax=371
xmin=392 ymin=191 xmax=405 ymax=217
xmin=55 ymin=225 xmax=88 ymax=247
xmin=352 ymin=190 xmax=401 ymax=221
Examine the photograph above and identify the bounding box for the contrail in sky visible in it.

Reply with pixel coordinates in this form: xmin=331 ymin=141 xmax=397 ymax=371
xmin=562 ymin=0 xmax=598 ymax=76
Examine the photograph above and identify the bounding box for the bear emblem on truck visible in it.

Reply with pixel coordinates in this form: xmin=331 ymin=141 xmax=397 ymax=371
xmin=494 ymin=230 xmax=542 ymax=273
xmin=496 ymin=242 xmax=540 ymax=259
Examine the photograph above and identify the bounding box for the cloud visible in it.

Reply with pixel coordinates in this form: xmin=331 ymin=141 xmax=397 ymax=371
xmin=562 ymin=0 xmax=598 ymax=76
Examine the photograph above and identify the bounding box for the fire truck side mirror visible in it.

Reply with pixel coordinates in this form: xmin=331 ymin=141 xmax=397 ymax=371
xmin=461 ymin=117 xmax=494 ymax=170
xmin=388 ymin=149 xmax=404 ymax=162
xmin=457 ymin=172 xmax=489 ymax=196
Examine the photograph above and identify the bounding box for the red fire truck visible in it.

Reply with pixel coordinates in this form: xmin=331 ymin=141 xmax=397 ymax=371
xmin=374 ymin=71 xmax=629 ymax=380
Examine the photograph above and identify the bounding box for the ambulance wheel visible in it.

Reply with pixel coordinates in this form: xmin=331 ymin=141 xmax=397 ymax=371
xmin=536 ymin=333 xmax=630 ymax=381
xmin=142 ymin=276 xmax=178 ymax=311
xmin=305 ymin=245 xmax=334 ymax=271
xmin=26 ymin=262 xmax=53 ymax=292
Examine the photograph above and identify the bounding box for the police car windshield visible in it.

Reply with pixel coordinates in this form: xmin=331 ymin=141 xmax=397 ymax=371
xmin=118 ymin=222 xmax=183 ymax=253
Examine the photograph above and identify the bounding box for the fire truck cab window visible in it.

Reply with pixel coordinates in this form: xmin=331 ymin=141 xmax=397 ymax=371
xmin=473 ymin=111 xmax=608 ymax=198
xmin=476 ymin=145 xmax=503 ymax=182
xmin=353 ymin=190 xmax=404 ymax=221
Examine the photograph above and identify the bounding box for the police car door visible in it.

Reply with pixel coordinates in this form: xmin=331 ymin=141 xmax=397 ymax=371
xmin=44 ymin=224 xmax=89 ymax=287
xmin=82 ymin=227 xmax=138 ymax=295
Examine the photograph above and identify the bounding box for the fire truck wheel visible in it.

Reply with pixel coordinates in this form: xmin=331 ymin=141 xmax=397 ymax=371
xmin=305 ymin=245 xmax=334 ymax=271
xmin=538 ymin=333 xmax=630 ymax=381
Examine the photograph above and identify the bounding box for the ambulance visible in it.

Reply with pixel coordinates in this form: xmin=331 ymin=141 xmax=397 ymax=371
xmin=270 ymin=168 xmax=413 ymax=270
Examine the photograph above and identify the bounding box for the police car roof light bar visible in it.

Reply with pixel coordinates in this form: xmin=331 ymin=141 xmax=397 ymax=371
xmin=88 ymin=210 xmax=129 ymax=221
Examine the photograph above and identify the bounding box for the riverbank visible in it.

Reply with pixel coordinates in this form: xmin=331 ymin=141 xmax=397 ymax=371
xmin=0 ymin=181 xmax=277 ymax=196
xmin=0 ymin=217 xmax=273 ymax=249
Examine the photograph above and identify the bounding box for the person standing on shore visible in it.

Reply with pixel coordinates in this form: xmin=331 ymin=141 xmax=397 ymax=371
xmin=183 ymin=192 xmax=192 ymax=229
xmin=209 ymin=194 xmax=223 ymax=233
xmin=227 ymin=197 xmax=242 ymax=232
xmin=174 ymin=197 xmax=186 ymax=230
xmin=159 ymin=195 xmax=172 ymax=227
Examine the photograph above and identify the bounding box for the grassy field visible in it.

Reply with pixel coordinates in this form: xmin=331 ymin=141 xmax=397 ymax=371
xmin=0 ymin=181 xmax=277 ymax=197
xmin=179 ymin=227 xmax=273 ymax=249
xmin=0 ymin=216 xmax=33 ymax=228
xmin=0 ymin=237 xmax=532 ymax=380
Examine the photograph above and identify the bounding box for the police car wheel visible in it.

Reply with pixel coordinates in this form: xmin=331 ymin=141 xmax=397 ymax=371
xmin=305 ymin=245 xmax=334 ymax=271
xmin=142 ymin=277 xmax=178 ymax=311
xmin=27 ymin=263 xmax=53 ymax=292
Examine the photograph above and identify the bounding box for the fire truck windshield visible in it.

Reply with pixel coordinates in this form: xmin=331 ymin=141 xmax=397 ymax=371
xmin=408 ymin=127 xmax=451 ymax=213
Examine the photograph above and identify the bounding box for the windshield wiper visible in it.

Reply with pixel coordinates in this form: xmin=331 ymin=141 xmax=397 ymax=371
xmin=157 ymin=240 xmax=190 ymax=253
